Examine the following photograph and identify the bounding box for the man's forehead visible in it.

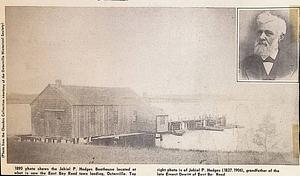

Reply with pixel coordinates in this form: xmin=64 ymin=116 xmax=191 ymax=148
xmin=256 ymin=11 xmax=286 ymax=35
xmin=257 ymin=22 xmax=282 ymax=34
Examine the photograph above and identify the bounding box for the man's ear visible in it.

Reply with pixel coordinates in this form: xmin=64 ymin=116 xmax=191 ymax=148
xmin=279 ymin=34 xmax=285 ymax=41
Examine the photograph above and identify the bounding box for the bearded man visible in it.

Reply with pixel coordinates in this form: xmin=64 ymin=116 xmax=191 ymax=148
xmin=241 ymin=11 xmax=297 ymax=80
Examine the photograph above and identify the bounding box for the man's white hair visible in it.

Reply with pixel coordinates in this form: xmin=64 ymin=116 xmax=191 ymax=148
xmin=256 ymin=11 xmax=287 ymax=36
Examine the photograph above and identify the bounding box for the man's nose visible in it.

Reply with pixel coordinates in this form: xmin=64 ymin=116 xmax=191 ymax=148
xmin=259 ymin=32 xmax=267 ymax=39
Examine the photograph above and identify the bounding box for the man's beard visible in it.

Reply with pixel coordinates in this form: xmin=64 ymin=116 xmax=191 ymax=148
xmin=254 ymin=39 xmax=278 ymax=57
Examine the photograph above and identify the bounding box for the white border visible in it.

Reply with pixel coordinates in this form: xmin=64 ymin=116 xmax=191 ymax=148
xmin=237 ymin=7 xmax=299 ymax=83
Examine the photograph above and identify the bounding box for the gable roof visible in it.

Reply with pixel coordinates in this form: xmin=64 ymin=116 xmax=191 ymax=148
xmin=34 ymin=84 xmax=141 ymax=106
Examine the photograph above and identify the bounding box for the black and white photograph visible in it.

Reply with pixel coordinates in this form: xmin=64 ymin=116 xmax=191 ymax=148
xmin=0 ymin=3 xmax=299 ymax=176
xmin=238 ymin=8 xmax=299 ymax=81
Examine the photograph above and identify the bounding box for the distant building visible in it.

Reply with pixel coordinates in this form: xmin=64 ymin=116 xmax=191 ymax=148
xmin=155 ymin=115 xmax=245 ymax=151
xmin=30 ymin=80 xmax=158 ymax=146
xmin=156 ymin=115 xmax=227 ymax=134
xmin=6 ymin=93 xmax=36 ymax=136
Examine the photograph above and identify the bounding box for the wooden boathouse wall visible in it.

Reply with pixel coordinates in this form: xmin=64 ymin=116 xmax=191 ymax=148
xmin=31 ymin=85 xmax=73 ymax=138
xmin=72 ymin=105 xmax=133 ymax=138
xmin=72 ymin=104 xmax=156 ymax=138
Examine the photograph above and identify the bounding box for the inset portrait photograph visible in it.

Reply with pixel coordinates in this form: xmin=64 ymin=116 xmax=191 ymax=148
xmin=238 ymin=8 xmax=299 ymax=82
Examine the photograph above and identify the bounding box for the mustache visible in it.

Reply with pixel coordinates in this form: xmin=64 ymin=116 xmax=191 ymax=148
xmin=255 ymin=39 xmax=270 ymax=46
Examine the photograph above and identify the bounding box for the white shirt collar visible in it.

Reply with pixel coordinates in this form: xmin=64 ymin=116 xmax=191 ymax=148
xmin=260 ymin=49 xmax=278 ymax=75
xmin=261 ymin=49 xmax=278 ymax=61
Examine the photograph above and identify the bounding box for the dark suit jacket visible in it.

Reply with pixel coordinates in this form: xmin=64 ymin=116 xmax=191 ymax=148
xmin=240 ymin=50 xmax=297 ymax=80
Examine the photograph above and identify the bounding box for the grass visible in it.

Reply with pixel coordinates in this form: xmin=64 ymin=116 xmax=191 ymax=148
xmin=7 ymin=137 xmax=298 ymax=165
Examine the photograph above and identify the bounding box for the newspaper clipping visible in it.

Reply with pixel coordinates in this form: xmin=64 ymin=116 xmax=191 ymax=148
xmin=0 ymin=0 xmax=299 ymax=175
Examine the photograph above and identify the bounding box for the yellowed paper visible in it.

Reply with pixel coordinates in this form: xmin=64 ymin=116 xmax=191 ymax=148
xmin=1 ymin=1 xmax=299 ymax=176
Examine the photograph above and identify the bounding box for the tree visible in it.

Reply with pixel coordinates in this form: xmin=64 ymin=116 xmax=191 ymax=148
xmin=252 ymin=115 xmax=278 ymax=153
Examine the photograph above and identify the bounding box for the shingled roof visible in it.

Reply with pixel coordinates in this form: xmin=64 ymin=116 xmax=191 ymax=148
xmin=32 ymin=80 xmax=142 ymax=106
xmin=55 ymin=84 xmax=140 ymax=105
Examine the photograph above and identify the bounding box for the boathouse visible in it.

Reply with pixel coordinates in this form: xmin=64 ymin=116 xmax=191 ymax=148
xmin=30 ymin=80 xmax=158 ymax=146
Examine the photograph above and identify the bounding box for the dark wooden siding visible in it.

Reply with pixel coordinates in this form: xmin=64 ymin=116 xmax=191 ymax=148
xmin=134 ymin=103 xmax=157 ymax=132
xmin=31 ymin=86 xmax=72 ymax=138
xmin=72 ymin=105 xmax=156 ymax=138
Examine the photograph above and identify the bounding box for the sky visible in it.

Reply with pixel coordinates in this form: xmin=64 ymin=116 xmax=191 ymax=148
xmin=5 ymin=7 xmax=297 ymax=96
xmin=5 ymin=7 xmax=240 ymax=95
xmin=5 ymin=7 xmax=299 ymax=151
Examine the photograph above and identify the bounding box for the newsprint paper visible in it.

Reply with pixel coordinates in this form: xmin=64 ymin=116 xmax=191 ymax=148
xmin=0 ymin=0 xmax=299 ymax=176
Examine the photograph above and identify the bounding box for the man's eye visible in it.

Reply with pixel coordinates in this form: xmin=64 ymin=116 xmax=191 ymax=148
xmin=257 ymin=30 xmax=263 ymax=35
xmin=265 ymin=31 xmax=274 ymax=36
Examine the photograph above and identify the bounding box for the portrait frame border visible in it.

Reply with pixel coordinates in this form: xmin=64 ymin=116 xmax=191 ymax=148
xmin=236 ymin=7 xmax=300 ymax=83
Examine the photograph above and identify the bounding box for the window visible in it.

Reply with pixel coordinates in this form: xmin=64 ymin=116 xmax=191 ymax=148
xmin=56 ymin=112 xmax=62 ymax=120
xmin=171 ymin=122 xmax=181 ymax=130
